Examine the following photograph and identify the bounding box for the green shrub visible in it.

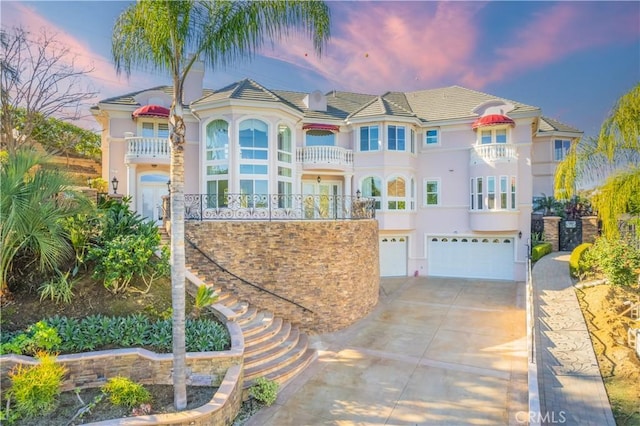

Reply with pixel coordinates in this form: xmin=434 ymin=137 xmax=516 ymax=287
xmin=8 ymin=352 xmax=67 ymax=418
xmin=38 ymin=269 xmax=74 ymax=304
xmin=531 ymin=242 xmax=553 ymax=262
xmin=569 ymin=243 xmax=592 ymax=278
xmin=0 ymin=321 xmax=61 ymax=356
xmin=583 ymin=237 xmax=640 ymax=286
xmin=193 ymin=285 xmax=218 ymax=318
xmin=249 ymin=377 xmax=279 ymax=406
xmin=102 ymin=376 xmax=151 ymax=408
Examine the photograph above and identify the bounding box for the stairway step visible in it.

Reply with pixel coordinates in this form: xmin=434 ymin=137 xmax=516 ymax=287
xmin=236 ymin=306 xmax=258 ymax=325
xmin=245 ymin=325 xmax=299 ymax=366
xmin=228 ymin=301 xmax=249 ymax=316
xmin=245 ymin=322 xmax=294 ymax=358
xmin=243 ymin=336 xmax=309 ymax=382
xmin=260 ymin=348 xmax=316 ymax=387
xmin=244 ymin=317 xmax=283 ymax=347
xmin=241 ymin=311 xmax=274 ymax=337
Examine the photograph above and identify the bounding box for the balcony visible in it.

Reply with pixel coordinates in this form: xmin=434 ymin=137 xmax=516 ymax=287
xmin=124 ymin=136 xmax=170 ymax=164
xmin=296 ymin=146 xmax=353 ymax=171
xmin=470 ymin=143 xmax=517 ymax=165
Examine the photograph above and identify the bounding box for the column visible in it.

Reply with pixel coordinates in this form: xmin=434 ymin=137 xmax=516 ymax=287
xmin=543 ymin=216 xmax=562 ymax=252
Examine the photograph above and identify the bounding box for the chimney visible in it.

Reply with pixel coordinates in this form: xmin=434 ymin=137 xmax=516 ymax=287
xmin=183 ymin=57 xmax=204 ymax=105
xmin=303 ymin=90 xmax=327 ymax=111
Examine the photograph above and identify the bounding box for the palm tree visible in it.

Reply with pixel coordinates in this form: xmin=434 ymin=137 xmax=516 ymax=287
xmin=0 ymin=149 xmax=90 ymax=298
xmin=555 ymin=83 xmax=640 ymax=237
xmin=111 ymin=0 xmax=330 ymax=409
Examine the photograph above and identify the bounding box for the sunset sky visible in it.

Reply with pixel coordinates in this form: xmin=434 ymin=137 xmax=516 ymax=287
xmin=2 ymin=1 xmax=639 ymax=137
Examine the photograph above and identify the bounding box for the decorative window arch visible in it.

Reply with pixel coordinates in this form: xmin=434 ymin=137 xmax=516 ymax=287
xmin=239 ymin=119 xmax=269 ymax=204
xmin=387 ymin=175 xmax=407 ymax=210
xmin=361 ymin=176 xmax=381 ymax=210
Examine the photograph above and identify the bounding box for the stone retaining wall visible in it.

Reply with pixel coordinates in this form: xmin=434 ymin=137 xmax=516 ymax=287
xmin=185 ymin=220 xmax=380 ymax=334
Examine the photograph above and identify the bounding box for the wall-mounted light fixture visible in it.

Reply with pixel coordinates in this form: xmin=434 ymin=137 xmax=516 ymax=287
xmin=111 ymin=177 xmax=119 ymax=194
xmin=167 ymin=179 xmax=171 ymax=193
xmin=356 ymin=189 xmax=361 ymax=199
xmin=518 ymin=231 xmax=522 ymax=239
xmin=317 ymin=176 xmax=321 ymax=183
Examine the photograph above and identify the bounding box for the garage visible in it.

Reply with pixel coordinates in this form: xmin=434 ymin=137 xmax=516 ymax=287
xmin=380 ymin=236 xmax=407 ymax=277
xmin=427 ymin=236 xmax=514 ymax=280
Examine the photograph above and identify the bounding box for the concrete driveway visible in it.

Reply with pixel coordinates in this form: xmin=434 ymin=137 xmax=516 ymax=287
xmin=246 ymin=276 xmax=528 ymax=425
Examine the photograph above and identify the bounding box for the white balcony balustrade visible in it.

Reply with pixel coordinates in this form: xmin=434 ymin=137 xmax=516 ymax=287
xmin=296 ymin=146 xmax=354 ymax=171
xmin=125 ymin=136 xmax=170 ymax=164
xmin=470 ymin=143 xmax=517 ymax=164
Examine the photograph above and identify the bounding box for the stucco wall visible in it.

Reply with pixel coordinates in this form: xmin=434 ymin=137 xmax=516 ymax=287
xmin=185 ymin=220 xmax=380 ymax=334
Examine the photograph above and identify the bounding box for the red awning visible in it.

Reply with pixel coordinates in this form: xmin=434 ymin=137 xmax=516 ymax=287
xmin=132 ymin=105 xmax=170 ymax=119
xmin=471 ymin=114 xmax=515 ymax=130
xmin=302 ymin=123 xmax=340 ymax=132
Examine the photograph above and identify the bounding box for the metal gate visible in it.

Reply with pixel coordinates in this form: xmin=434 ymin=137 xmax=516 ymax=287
xmin=559 ymin=219 xmax=582 ymax=251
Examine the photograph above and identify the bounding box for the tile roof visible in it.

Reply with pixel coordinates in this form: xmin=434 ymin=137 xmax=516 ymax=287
xmin=538 ymin=116 xmax=582 ymax=134
xmin=98 ymin=80 xmax=551 ymax=126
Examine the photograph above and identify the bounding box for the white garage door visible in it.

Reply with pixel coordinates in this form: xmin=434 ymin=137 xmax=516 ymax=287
xmin=428 ymin=236 xmax=514 ymax=280
xmin=380 ymin=236 xmax=407 ymax=277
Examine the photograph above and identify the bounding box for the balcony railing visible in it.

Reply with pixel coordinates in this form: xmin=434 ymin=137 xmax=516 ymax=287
xmin=166 ymin=193 xmax=375 ymax=221
xmin=125 ymin=136 xmax=170 ymax=161
xmin=296 ymin=146 xmax=353 ymax=170
xmin=470 ymin=143 xmax=517 ymax=164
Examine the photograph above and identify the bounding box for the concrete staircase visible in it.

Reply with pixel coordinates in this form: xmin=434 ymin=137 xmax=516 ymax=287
xmin=159 ymin=228 xmax=316 ymax=391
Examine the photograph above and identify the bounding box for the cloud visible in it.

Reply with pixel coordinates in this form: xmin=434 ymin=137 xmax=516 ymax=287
xmin=262 ymin=2 xmax=486 ymax=93
xmin=461 ymin=2 xmax=640 ymax=88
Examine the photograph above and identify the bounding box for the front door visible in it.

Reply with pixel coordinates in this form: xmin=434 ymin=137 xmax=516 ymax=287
xmin=302 ymin=181 xmax=340 ymax=219
xmin=139 ymin=174 xmax=169 ymax=225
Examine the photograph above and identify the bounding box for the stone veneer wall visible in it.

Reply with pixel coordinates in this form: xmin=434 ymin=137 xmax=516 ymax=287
xmin=0 ymin=312 xmax=245 ymax=425
xmin=185 ymin=220 xmax=380 ymax=334
xmin=581 ymin=216 xmax=599 ymax=244
xmin=543 ymin=216 xmax=561 ymax=251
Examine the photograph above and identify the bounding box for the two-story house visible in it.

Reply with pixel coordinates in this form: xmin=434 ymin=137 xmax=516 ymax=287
xmin=91 ymin=66 xmax=581 ymax=282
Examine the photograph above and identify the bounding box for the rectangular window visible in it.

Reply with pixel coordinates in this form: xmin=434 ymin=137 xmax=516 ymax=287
xmin=470 ymin=178 xmax=475 ymax=210
xmin=425 ymin=179 xmax=439 ymax=206
xmin=360 ymin=126 xmax=380 ymax=151
xmin=425 ymin=129 xmax=439 ymax=145
xmin=500 ymin=176 xmax=508 ymax=209
xmin=481 ymin=130 xmax=492 ymax=144
xmin=278 ymin=181 xmax=292 ymax=208
xmin=141 ymin=122 xmax=154 ymax=137
xmin=476 ymin=177 xmax=483 ymax=210
xmin=495 ymin=129 xmax=507 ymax=144
xmin=388 ymin=125 xmax=406 ymax=151
xmin=487 ymin=177 xmax=495 ymax=210
xmin=480 ymin=128 xmax=509 ymax=144
xmin=206 ymin=179 xmax=228 ymax=208
xmin=511 ymin=177 xmax=517 ymax=209
xmin=554 ymin=139 xmax=571 ymax=161
xmin=157 ymin=123 xmax=169 ymax=138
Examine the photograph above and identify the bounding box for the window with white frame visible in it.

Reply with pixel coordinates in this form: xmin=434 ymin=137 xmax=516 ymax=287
xmin=387 ymin=125 xmax=406 ymax=151
xmin=360 ymin=125 xmax=380 ymax=151
xmin=554 ymin=139 xmax=571 ymax=161
xmin=205 ymin=120 xmax=229 ymax=207
xmin=410 ymin=178 xmax=415 ymax=210
xmin=277 ymin=125 xmax=293 ymax=208
xmin=425 ymin=129 xmax=439 ymax=145
xmin=141 ymin=121 xmax=169 ymax=138
xmin=470 ymin=175 xmax=517 ymax=210
xmin=305 ymin=129 xmax=335 ymax=146
xmin=361 ymin=176 xmax=381 ymax=209
xmin=387 ymin=176 xmax=406 ymax=210
xmin=424 ymin=179 xmax=440 ymax=206
xmin=239 ymin=119 xmax=268 ymax=207
xmin=479 ymin=128 xmax=508 ymax=144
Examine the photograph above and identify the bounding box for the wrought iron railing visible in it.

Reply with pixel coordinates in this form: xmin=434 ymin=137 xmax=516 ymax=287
xmin=179 ymin=193 xmax=375 ymax=221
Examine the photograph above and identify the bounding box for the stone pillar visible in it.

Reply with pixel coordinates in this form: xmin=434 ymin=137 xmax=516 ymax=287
xmin=543 ymin=216 xmax=562 ymax=251
xmin=582 ymin=216 xmax=599 ymax=243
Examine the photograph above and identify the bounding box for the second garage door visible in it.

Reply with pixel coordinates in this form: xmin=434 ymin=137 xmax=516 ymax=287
xmin=428 ymin=236 xmax=514 ymax=280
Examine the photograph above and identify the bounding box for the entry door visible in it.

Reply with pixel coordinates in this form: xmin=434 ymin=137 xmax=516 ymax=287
xmin=140 ymin=183 xmax=167 ymax=224
xmin=302 ymin=182 xmax=340 ymax=219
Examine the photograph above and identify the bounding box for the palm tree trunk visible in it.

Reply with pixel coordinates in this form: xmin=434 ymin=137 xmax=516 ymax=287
xmin=169 ymin=102 xmax=187 ymax=410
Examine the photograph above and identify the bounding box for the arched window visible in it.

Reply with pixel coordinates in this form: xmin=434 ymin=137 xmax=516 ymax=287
xmin=239 ymin=119 xmax=268 ymax=206
xmin=361 ymin=176 xmax=381 ymax=210
xmin=387 ymin=176 xmax=406 ymax=210
xmin=205 ymin=119 xmax=229 ymax=207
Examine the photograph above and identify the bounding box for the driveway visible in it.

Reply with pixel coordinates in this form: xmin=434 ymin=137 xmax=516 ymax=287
xmin=246 ymin=276 xmax=528 ymax=425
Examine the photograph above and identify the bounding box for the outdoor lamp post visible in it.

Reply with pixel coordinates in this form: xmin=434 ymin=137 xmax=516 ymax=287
xmin=111 ymin=177 xmax=119 ymax=194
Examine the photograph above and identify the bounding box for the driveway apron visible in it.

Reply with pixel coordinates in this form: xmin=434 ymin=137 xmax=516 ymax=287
xmin=246 ymin=276 xmax=528 ymax=425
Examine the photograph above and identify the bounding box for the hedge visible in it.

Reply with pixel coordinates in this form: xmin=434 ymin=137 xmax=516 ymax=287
xmin=531 ymin=242 xmax=553 ymax=262
xmin=569 ymin=243 xmax=592 ymax=278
